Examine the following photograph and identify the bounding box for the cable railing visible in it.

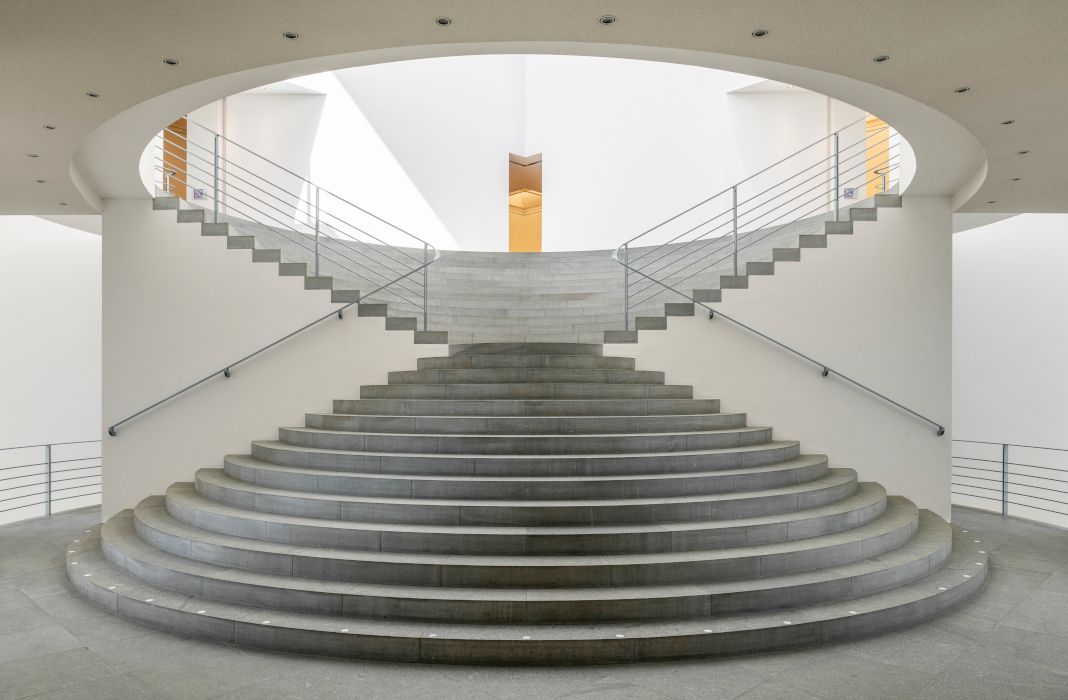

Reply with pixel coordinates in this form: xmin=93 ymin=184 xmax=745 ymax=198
xmin=616 ymin=118 xmax=901 ymax=323
xmin=152 ymin=121 xmax=437 ymax=324
xmin=0 ymin=440 xmax=101 ymax=525
xmin=610 ymin=118 xmax=942 ymax=436
xmin=952 ymin=440 xmax=1068 ymax=529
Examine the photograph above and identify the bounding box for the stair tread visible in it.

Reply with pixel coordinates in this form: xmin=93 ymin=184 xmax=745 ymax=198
xmin=68 ymin=522 xmax=985 ymax=652
xmin=114 ymin=506 xmax=946 ymax=601
xmin=141 ymin=492 xmax=909 ymax=566
xmin=196 ymin=466 xmax=856 ymax=508
xmin=224 ymin=452 xmax=825 ymax=484
xmin=251 ymin=438 xmax=800 ymax=461
xmin=280 ymin=426 xmax=771 ymax=441
xmin=167 ymin=476 xmax=884 ymax=537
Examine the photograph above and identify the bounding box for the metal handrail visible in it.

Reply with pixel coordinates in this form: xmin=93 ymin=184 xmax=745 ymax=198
xmin=612 ymin=235 xmax=944 ymax=438
xmin=155 ymin=123 xmax=435 ymax=310
xmin=106 ymin=249 xmax=439 ymax=437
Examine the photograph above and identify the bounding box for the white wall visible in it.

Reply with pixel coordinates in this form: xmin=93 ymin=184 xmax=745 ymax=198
xmin=177 ymin=56 xmax=869 ymax=252
xmin=0 ymin=216 xmax=101 ymax=447
xmin=101 ymin=199 xmax=446 ymax=519
xmin=608 ymin=196 xmax=953 ymax=519
xmin=953 ymin=214 xmax=1068 ymax=445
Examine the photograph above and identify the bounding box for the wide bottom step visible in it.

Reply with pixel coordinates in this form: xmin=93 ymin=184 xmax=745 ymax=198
xmin=68 ymin=524 xmax=985 ymax=665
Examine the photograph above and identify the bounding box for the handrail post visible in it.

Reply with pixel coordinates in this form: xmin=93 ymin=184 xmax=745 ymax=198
xmin=623 ymin=244 xmax=630 ymax=331
xmin=423 ymin=243 xmax=429 ymax=331
xmin=731 ymin=186 xmax=739 ymax=276
xmin=314 ymin=186 xmax=321 ymax=277
xmin=1001 ymin=443 xmax=1009 ymax=515
xmin=212 ymin=133 xmax=220 ymax=224
xmin=44 ymin=443 xmax=52 ymax=516
xmin=833 ymin=131 xmax=840 ymax=221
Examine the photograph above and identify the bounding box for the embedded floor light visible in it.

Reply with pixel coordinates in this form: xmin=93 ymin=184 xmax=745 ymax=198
xmin=752 ymin=29 xmax=769 ymax=37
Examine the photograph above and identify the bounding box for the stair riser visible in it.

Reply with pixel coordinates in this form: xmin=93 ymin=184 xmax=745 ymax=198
xmin=160 ymin=492 xmax=910 ymax=589
xmin=331 ymin=399 xmax=726 ymax=416
xmin=305 ymin=412 xmax=746 ymax=434
xmin=193 ymin=474 xmax=856 ymax=527
xmin=275 ymin=427 xmax=773 ymax=456
xmin=160 ymin=485 xmax=879 ymax=557
xmin=250 ymin=442 xmax=802 ymax=476
xmin=449 ymin=343 xmax=603 ymax=357
xmin=417 ymin=355 xmax=633 ymax=370
xmin=359 ymin=385 xmax=694 ymax=400
xmin=386 ymin=369 xmax=664 ymax=385
xmin=122 ymin=509 xmax=942 ymax=624
xmin=222 ymin=458 xmax=827 ymax=500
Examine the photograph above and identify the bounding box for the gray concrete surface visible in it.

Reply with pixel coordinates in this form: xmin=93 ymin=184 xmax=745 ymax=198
xmin=1 ymin=505 xmax=1065 ymax=698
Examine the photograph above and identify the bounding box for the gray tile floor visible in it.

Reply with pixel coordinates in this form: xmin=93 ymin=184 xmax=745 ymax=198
xmin=1 ymin=506 xmax=1066 ymax=699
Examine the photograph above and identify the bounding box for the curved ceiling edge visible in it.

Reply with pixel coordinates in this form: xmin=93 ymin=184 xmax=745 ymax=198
xmin=73 ymin=41 xmax=985 ymax=213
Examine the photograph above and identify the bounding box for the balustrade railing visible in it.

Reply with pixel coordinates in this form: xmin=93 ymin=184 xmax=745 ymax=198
xmin=0 ymin=440 xmax=101 ymax=525
xmin=952 ymin=440 xmax=1068 ymax=529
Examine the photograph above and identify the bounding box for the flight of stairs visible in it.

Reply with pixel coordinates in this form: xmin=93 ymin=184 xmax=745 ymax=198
xmin=606 ymin=194 xmax=903 ymax=343
xmin=70 ymin=341 xmax=985 ymax=664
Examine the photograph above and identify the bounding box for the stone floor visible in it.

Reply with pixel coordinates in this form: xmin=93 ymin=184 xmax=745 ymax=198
xmin=0 ymin=506 xmax=1065 ymax=700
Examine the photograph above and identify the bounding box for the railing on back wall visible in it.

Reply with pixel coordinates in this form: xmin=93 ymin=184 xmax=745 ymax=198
xmin=615 ymin=116 xmax=901 ymax=327
xmin=151 ymin=120 xmax=438 ymax=330
xmin=0 ymin=440 xmax=101 ymax=525
xmin=952 ymin=440 xmax=1068 ymax=529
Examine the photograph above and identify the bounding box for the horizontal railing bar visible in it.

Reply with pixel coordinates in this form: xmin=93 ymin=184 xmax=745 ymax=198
xmin=951 ymin=491 xmax=1002 ymax=503
xmin=0 ymin=462 xmax=47 ymax=471
xmin=953 ymin=439 xmax=1068 ymax=453
xmin=157 ymin=137 xmax=428 ymax=271
xmin=950 ymin=456 xmax=1002 ymax=464
xmin=950 ymin=482 xmax=1001 ymax=494
xmin=0 ymin=440 xmax=100 ymax=452
xmin=951 ymin=465 xmax=1002 ymax=474
xmin=950 ymin=475 xmax=1004 ymax=486
xmin=184 ymin=122 xmax=433 ymax=247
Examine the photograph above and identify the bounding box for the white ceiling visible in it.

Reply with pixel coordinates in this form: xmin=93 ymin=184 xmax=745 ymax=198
xmin=1 ymin=0 xmax=1064 ymax=216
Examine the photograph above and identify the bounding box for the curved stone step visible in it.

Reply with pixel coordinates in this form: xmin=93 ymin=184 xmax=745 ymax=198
xmin=449 ymin=343 xmax=604 ymax=356
xmin=359 ymin=383 xmax=694 ymax=400
xmin=304 ymin=411 xmax=747 ymax=435
xmin=249 ymin=439 xmax=803 ymax=476
xmin=275 ymin=426 xmax=774 ymax=456
xmin=221 ymin=453 xmax=828 ymax=500
xmin=332 ymin=398 xmax=722 ymax=417
xmin=157 ymin=481 xmax=887 ymax=555
xmin=192 ymin=468 xmax=859 ymax=526
xmin=417 ymin=355 xmax=636 ymax=370
xmin=149 ymin=493 xmax=911 ymax=588
xmin=386 ymin=368 xmax=665 ymax=385
xmin=108 ymin=507 xmax=947 ymax=624
xmin=72 ymin=513 xmax=983 ymax=666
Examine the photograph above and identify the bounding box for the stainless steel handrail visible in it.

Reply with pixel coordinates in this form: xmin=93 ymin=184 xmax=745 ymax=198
xmin=107 ymin=250 xmax=439 ymax=437
xmin=613 ymin=253 xmax=945 ymax=436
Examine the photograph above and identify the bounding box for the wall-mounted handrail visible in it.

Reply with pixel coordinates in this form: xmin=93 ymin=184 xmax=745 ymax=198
xmin=615 ymin=119 xmax=900 ymax=325
xmin=106 ymin=250 xmax=438 ymax=437
xmin=612 ymin=253 xmax=945 ymax=437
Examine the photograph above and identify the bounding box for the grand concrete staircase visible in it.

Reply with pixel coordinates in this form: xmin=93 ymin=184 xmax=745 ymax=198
xmin=70 ymin=342 xmax=984 ymax=664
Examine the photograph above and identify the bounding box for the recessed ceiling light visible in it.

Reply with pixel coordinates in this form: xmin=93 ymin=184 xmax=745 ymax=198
xmin=435 ymin=16 xmax=451 ymax=26
xmin=282 ymin=31 xmax=299 ymax=39
xmin=1001 ymin=119 xmax=1015 ymax=125
xmin=43 ymin=124 xmax=56 ymax=130
xmin=1017 ymin=150 xmax=1030 ymax=155
xmin=873 ymin=55 xmax=890 ymax=63
xmin=954 ymin=86 xmax=970 ymax=93
xmin=27 ymin=153 xmax=38 ymax=158
xmin=751 ymin=29 xmax=769 ymax=37
xmin=85 ymin=91 xmax=100 ymax=98
xmin=163 ymin=58 xmax=179 ymax=66
xmin=598 ymin=15 xmax=617 ymax=24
